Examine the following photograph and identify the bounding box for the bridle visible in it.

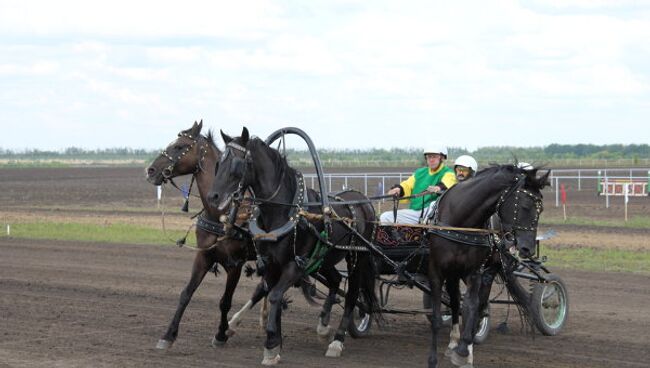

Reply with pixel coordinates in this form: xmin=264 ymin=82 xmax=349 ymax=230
xmin=495 ymin=173 xmax=544 ymax=246
xmin=222 ymin=140 xmax=286 ymax=207
xmin=218 ymin=140 xmax=304 ymax=241
xmin=161 ymin=131 xmax=210 ymax=180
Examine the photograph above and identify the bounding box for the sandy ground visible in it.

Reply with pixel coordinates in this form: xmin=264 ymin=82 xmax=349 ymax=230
xmin=1 ymin=238 xmax=649 ymax=368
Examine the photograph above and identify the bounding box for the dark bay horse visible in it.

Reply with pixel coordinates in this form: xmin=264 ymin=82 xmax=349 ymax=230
xmin=427 ymin=164 xmax=550 ymax=368
xmin=208 ymin=127 xmax=381 ymax=365
xmin=145 ymin=120 xmax=255 ymax=348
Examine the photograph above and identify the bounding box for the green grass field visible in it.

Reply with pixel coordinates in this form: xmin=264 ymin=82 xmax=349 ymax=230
xmin=541 ymin=215 xmax=650 ymax=229
xmin=4 ymin=222 xmax=196 ymax=246
xmin=541 ymin=245 xmax=650 ymax=274
xmin=3 ymin=220 xmax=648 ymax=274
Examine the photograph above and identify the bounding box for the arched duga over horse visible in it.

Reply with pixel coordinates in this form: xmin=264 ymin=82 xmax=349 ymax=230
xmin=145 ymin=120 xmax=256 ymax=348
xmin=208 ymin=127 xmax=381 ymax=365
xmin=427 ymin=164 xmax=550 ymax=368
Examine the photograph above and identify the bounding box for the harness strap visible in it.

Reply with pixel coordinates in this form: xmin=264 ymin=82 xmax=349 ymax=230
xmin=196 ymin=214 xmax=226 ymax=236
xmin=427 ymin=228 xmax=491 ymax=247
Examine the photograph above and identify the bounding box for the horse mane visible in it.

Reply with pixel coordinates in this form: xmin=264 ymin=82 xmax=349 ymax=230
xmin=205 ymin=130 xmax=220 ymax=152
xmin=473 ymin=164 xmax=549 ymax=191
xmin=248 ymin=137 xmax=295 ymax=176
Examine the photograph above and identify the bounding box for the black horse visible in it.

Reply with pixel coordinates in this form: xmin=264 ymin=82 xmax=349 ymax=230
xmin=427 ymin=164 xmax=550 ymax=368
xmin=208 ymin=127 xmax=380 ymax=365
xmin=145 ymin=120 xmax=255 ymax=348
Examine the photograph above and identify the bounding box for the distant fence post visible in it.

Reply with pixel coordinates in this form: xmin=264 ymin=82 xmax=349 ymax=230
xmin=578 ymin=170 xmax=581 ymax=191
xmin=555 ymin=176 xmax=560 ymax=207
xmin=597 ymin=170 xmax=602 ymax=193
xmin=605 ymin=176 xmax=609 ymax=208
xmin=364 ymin=174 xmax=368 ymax=196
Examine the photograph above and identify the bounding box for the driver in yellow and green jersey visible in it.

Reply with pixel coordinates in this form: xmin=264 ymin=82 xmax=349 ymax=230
xmin=380 ymin=146 xmax=457 ymax=224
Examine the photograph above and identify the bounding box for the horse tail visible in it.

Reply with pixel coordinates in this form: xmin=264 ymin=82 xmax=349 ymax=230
xmin=357 ymin=251 xmax=384 ymax=323
xmin=299 ymin=276 xmax=322 ymax=307
xmin=498 ymin=256 xmax=536 ymax=335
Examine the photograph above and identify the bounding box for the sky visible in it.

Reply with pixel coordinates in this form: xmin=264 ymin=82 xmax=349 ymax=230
xmin=1 ymin=0 xmax=649 ymax=151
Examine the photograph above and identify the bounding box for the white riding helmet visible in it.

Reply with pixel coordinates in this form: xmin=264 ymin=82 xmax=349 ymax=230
xmin=517 ymin=162 xmax=533 ymax=171
xmin=423 ymin=145 xmax=448 ymax=158
xmin=454 ymin=155 xmax=478 ymax=172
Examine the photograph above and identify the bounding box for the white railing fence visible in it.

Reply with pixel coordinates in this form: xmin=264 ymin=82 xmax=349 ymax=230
xmin=303 ymin=168 xmax=650 ymax=208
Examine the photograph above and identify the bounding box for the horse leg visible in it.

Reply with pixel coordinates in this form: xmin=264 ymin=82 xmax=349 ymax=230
xmin=157 ymin=251 xmax=212 ymax=350
xmin=478 ymin=263 xmax=499 ymax=321
xmin=444 ymin=278 xmax=461 ymax=357
xmin=262 ymin=263 xmax=300 ymax=366
xmin=260 ymin=296 xmax=269 ymax=330
xmin=428 ymin=271 xmax=443 ymax=368
xmin=227 ymin=278 xmax=269 ymax=335
xmin=451 ymin=272 xmax=481 ymax=368
xmin=317 ymin=265 xmax=342 ymax=339
xmin=211 ymin=262 xmax=243 ymax=346
xmin=326 ymin=252 xmax=372 ymax=358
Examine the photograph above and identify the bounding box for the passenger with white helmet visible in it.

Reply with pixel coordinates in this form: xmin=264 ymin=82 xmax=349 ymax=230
xmin=453 ymin=155 xmax=478 ymax=182
xmin=517 ymin=162 xmax=533 ymax=170
xmin=379 ymin=145 xmax=457 ymax=224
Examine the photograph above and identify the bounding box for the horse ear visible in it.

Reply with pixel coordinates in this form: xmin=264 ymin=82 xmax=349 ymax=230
xmin=241 ymin=127 xmax=249 ymax=144
xmin=190 ymin=120 xmax=203 ymax=137
xmin=221 ymin=129 xmax=233 ymax=144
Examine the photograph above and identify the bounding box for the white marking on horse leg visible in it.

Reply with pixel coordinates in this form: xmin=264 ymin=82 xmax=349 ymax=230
xmin=156 ymin=339 xmax=172 ymax=350
xmin=317 ymin=316 xmax=332 ymax=337
xmin=445 ymin=323 xmax=460 ymax=357
xmin=458 ymin=344 xmax=475 ymax=368
xmin=261 ymin=346 xmax=281 ymax=366
xmin=228 ymin=300 xmax=253 ymax=327
xmin=325 ymin=340 xmax=344 ymax=358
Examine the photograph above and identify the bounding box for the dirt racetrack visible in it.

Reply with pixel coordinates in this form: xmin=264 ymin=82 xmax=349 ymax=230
xmin=1 ymin=237 xmax=649 ymax=368
xmin=1 ymin=167 xmax=649 ymax=367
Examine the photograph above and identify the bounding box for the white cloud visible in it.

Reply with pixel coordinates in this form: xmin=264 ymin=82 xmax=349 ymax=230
xmin=0 ymin=1 xmax=649 ymax=150
xmin=0 ymin=0 xmax=284 ymax=39
xmin=0 ymin=61 xmax=58 ymax=76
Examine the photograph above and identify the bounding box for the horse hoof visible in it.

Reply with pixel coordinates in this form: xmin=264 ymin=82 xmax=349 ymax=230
xmin=325 ymin=340 xmax=343 ymax=358
xmin=262 ymin=347 xmax=281 ymax=366
xmin=444 ymin=347 xmax=453 ymax=358
xmin=450 ymin=350 xmax=468 ymax=367
xmin=211 ymin=336 xmax=227 ymax=347
xmin=317 ymin=323 xmax=331 ymax=337
xmin=156 ymin=339 xmax=173 ymax=350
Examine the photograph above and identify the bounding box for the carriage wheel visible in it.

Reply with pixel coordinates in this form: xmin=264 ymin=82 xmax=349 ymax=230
xmin=472 ymin=312 xmax=490 ymax=345
xmin=348 ymin=293 xmax=372 ymax=338
xmin=530 ymin=273 xmax=569 ymax=336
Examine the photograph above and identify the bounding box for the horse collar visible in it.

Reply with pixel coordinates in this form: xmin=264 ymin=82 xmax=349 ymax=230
xmin=248 ymin=172 xmax=306 ymax=242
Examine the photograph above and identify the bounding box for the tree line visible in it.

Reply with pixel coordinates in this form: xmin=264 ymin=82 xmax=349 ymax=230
xmin=1 ymin=144 xmax=648 ymax=165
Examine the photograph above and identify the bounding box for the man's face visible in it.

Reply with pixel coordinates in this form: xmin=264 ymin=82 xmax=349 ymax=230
xmin=455 ymin=165 xmax=471 ymax=181
xmin=425 ymin=153 xmax=442 ymax=170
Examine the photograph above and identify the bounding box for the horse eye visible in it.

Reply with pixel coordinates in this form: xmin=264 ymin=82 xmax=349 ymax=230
xmin=230 ymin=159 xmax=244 ymax=177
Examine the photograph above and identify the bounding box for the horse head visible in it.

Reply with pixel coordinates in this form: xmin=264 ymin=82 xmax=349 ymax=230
xmin=208 ymin=127 xmax=254 ymax=212
xmin=496 ymin=165 xmax=551 ymax=258
xmin=146 ymin=120 xmax=209 ymax=185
